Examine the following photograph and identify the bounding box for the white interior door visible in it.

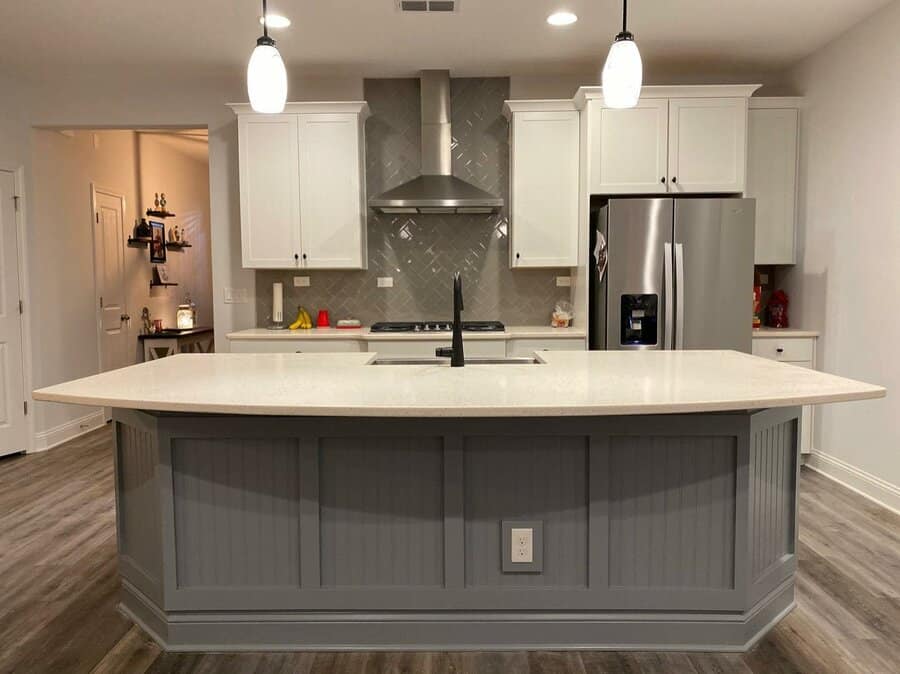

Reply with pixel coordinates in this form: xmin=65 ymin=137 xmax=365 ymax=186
xmin=92 ymin=187 xmax=130 ymax=374
xmin=0 ymin=171 xmax=27 ymax=456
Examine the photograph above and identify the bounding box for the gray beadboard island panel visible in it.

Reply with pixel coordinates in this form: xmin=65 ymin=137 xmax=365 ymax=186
xmin=320 ymin=436 xmax=445 ymax=587
xmin=171 ymin=438 xmax=301 ymax=589
xmin=464 ymin=436 xmax=588 ymax=588
xmin=113 ymin=409 xmax=801 ymax=652
xmin=256 ymin=78 xmax=568 ymax=327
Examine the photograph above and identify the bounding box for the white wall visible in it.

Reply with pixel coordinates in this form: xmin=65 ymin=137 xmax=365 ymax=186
xmin=782 ymin=0 xmax=900 ymax=508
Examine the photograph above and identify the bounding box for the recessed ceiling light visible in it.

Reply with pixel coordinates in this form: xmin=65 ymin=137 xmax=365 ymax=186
xmin=259 ymin=14 xmax=291 ymax=28
xmin=547 ymin=11 xmax=578 ymax=26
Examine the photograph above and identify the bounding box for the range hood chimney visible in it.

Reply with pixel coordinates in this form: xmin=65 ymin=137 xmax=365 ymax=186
xmin=368 ymin=70 xmax=504 ymax=215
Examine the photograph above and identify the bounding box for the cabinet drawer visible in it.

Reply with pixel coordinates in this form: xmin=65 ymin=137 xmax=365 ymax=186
xmin=752 ymin=338 xmax=814 ymax=362
xmin=367 ymin=340 xmax=507 ymax=359
xmin=229 ymin=339 xmax=363 ymax=354
xmin=507 ymin=338 xmax=586 ymax=357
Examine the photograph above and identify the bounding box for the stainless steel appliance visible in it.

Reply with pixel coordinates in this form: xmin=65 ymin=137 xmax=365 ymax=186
xmin=590 ymin=197 xmax=755 ymax=353
xmin=370 ymin=320 xmax=505 ymax=333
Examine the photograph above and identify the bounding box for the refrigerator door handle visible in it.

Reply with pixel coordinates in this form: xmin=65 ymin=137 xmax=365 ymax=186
xmin=664 ymin=242 xmax=673 ymax=350
xmin=675 ymin=242 xmax=685 ymax=350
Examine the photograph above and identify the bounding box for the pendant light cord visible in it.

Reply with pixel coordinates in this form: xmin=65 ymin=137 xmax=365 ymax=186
xmin=622 ymin=0 xmax=628 ymax=33
xmin=262 ymin=0 xmax=269 ymax=38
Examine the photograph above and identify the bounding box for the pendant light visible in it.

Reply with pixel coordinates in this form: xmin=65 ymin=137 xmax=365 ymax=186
xmin=601 ymin=0 xmax=643 ymax=109
xmin=247 ymin=0 xmax=288 ymax=113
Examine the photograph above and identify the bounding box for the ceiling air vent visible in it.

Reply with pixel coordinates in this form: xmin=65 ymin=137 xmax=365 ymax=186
xmin=398 ymin=0 xmax=458 ymax=12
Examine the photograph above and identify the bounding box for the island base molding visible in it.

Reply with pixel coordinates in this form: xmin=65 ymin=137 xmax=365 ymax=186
xmin=113 ymin=407 xmax=801 ymax=652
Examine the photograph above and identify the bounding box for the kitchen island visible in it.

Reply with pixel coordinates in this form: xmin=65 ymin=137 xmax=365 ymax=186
xmin=33 ymin=351 xmax=884 ymax=652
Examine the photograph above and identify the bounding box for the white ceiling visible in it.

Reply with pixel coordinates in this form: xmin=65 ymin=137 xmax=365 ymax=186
xmin=0 ymin=0 xmax=891 ymax=81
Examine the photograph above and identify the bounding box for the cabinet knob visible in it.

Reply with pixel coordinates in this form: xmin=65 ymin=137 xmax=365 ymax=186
xmin=516 ymin=252 xmax=520 ymax=259
xmin=776 ymin=347 xmax=784 ymax=354
xmin=302 ymin=253 xmax=307 ymax=261
xmin=294 ymin=253 xmax=299 ymax=262
xmin=660 ymin=177 xmax=666 ymax=184
xmin=671 ymin=177 xmax=677 ymax=184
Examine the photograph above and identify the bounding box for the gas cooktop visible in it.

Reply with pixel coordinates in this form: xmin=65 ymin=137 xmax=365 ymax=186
xmin=370 ymin=321 xmax=505 ymax=333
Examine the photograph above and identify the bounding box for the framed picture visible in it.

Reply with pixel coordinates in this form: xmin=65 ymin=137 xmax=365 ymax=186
xmin=150 ymin=221 xmax=166 ymax=263
xmin=155 ymin=264 xmax=170 ymax=284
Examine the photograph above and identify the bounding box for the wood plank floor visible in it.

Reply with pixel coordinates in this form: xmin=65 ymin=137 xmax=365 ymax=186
xmin=1 ymin=425 xmax=897 ymax=673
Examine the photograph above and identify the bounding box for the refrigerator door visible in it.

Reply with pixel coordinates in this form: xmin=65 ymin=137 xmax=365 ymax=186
xmin=604 ymin=199 xmax=674 ymax=350
xmin=673 ymin=198 xmax=756 ymax=352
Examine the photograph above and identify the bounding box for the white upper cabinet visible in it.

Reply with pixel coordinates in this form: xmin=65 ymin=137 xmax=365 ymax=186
xmin=503 ymin=102 xmax=580 ymax=268
xmin=588 ymin=98 xmax=669 ymax=194
xmin=667 ymin=97 xmax=748 ymax=193
xmin=747 ymin=99 xmax=801 ymax=265
xmin=237 ymin=114 xmax=302 ymax=269
xmin=575 ymin=85 xmax=760 ymax=196
xmin=231 ymin=102 xmax=370 ymax=270
xmin=298 ymin=113 xmax=367 ymax=269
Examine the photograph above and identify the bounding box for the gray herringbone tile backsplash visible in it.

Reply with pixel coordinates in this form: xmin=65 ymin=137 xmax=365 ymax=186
xmin=256 ymin=77 xmax=569 ymax=326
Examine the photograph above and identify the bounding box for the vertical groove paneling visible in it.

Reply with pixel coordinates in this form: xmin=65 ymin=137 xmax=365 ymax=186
xmin=172 ymin=439 xmax=300 ymax=588
xmin=750 ymin=419 xmax=797 ymax=579
xmin=464 ymin=436 xmax=588 ymax=588
xmin=118 ymin=424 xmax=162 ymax=582
xmin=319 ymin=437 xmax=444 ymax=587
xmin=608 ymin=436 xmax=736 ymax=590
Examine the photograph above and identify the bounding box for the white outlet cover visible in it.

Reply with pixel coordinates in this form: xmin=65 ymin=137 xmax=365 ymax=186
xmin=377 ymin=277 xmax=394 ymax=288
xmin=294 ymin=276 xmax=310 ymax=287
xmin=556 ymin=276 xmax=572 ymax=287
xmin=510 ymin=527 xmax=534 ymax=563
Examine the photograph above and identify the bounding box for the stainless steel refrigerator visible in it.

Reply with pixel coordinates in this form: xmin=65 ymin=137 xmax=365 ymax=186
xmin=590 ymin=197 xmax=755 ymax=353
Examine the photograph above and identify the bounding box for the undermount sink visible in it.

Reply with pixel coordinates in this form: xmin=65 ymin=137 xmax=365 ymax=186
xmin=369 ymin=356 xmax=542 ymax=366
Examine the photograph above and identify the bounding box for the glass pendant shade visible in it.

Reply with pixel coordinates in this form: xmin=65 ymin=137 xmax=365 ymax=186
xmin=247 ymin=40 xmax=287 ymax=113
xmin=602 ymin=36 xmax=643 ymax=108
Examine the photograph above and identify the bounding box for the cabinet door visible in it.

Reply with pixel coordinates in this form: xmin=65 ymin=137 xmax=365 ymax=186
xmin=510 ymin=110 xmax=580 ymax=268
xmin=298 ymin=113 xmax=366 ymax=269
xmin=238 ymin=114 xmax=302 ymax=268
xmin=747 ymin=108 xmax=798 ymax=264
xmin=668 ymin=98 xmax=748 ymax=193
xmin=588 ymin=99 xmax=669 ymax=194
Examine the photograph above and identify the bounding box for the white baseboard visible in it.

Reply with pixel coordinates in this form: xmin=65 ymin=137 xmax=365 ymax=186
xmin=31 ymin=409 xmax=107 ymax=453
xmin=805 ymin=450 xmax=900 ymax=517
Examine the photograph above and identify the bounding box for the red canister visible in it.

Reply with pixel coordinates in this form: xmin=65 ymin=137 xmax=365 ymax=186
xmin=316 ymin=310 xmax=330 ymax=328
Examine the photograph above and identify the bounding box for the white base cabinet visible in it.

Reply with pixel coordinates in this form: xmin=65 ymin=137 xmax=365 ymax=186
xmin=231 ymin=102 xmax=370 ymax=270
xmin=752 ymin=334 xmax=817 ymax=454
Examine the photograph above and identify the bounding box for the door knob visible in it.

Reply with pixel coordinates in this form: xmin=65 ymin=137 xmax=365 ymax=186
xmin=120 ymin=313 xmax=130 ymax=322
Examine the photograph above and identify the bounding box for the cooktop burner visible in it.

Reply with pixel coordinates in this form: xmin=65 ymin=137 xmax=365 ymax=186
xmin=370 ymin=321 xmax=505 ymax=333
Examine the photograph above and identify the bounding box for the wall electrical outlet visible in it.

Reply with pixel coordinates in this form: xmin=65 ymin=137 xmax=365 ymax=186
xmin=224 ymin=287 xmax=249 ymax=304
xmin=294 ymin=276 xmax=310 ymax=287
xmin=556 ymin=276 xmax=572 ymax=287
xmin=510 ymin=527 xmax=534 ymax=563
xmin=501 ymin=520 xmax=543 ymax=573
xmin=377 ymin=277 xmax=394 ymax=288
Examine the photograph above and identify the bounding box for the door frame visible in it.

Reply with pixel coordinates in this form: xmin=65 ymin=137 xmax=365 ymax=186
xmin=90 ymin=183 xmax=129 ymax=379
xmin=0 ymin=166 xmax=35 ymax=453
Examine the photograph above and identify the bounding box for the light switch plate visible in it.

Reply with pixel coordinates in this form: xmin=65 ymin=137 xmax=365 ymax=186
xmin=224 ymin=287 xmax=249 ymax=304
xmin=377 ymin=277 xmax=394 ymax=288
xmin=501 ymin=520 xmax=543 ymax=573
xmin=294 ymin=276 xmax=310 ymax=287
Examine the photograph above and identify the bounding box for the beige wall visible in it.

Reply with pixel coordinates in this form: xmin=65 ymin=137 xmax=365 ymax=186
xmin=782 ymin=0 xmax=900 ymax=503
xmin=137 ymin=132 xmax=213 ymax=334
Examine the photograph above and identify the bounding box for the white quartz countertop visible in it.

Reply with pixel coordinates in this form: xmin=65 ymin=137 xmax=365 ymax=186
xmin=226 ymin=326 xmax=586 ymax=341
xmin=32 ymin=351 xmax=884 ymax=418
xmin=753 ymin=328 xmax=820 ymax=339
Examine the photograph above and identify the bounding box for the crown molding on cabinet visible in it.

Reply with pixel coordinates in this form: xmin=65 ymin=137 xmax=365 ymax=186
xmin=227 ymin=101 xmax=371 ymax=119
xmin=573 ymin=84 xmax=762 ymax=109
xmin=502 ymin=99 xmax=578 ymax=119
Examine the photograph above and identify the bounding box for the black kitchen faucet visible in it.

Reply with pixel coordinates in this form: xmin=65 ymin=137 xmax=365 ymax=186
xmin=435 ymin=272 xmax=465 ymax=367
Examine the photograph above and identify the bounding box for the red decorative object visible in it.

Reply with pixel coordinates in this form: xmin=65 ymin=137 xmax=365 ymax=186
xmin=766 ymin=290 xmax=790 ymax=328
xmin=316 ymin=309 xmax=331 ymax=328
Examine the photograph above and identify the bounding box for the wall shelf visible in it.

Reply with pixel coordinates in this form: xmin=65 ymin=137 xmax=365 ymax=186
xmin=165 ymin=241 xmax=192 ymax=249
xmin=146 ymin=209 xmax=176 ymax=218
xmin=150 ymin=281 xmax=179 ymax=289
xmin=129 ymin=238 xmax=192 ymax=250
xmin=128 ymin=237 xmax=152 ymax=247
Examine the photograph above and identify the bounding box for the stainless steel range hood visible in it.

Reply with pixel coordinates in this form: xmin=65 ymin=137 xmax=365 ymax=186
xmin=368 ymin=70 xmax=504 ymax=215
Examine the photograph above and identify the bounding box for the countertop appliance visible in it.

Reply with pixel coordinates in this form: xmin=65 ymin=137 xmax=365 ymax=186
xmin=590 ymin=197 xmax=755 ymax=353
xmin=370 ymin=320 xmax=505 ymax=333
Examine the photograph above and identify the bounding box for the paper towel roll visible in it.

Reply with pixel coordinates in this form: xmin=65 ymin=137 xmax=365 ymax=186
xmin=272 ymin=282 xmax=284 ymax=323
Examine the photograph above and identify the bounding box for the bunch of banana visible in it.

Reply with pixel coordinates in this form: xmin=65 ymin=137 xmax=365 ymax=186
xmin=289 ymin=306 xmax=313 ymax=330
